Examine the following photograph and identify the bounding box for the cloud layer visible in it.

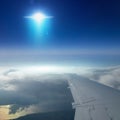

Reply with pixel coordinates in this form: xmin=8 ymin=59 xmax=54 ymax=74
xmin=0 ymin=68 xmax=74 ymax=119
xmin=0 ymin=65 xmax=120 ymax=119
xmin=87 ymin=66 xmax=120 ymax=90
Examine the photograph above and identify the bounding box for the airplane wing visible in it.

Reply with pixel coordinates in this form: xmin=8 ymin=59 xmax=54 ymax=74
xmin=68 ymin=76 xmax=120 ymax=120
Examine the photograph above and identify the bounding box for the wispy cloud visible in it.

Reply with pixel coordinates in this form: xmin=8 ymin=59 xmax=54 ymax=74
xmin=0 ymin=48 xmax=120 ymax=56
xmin=86 ymin=65 xmax=120 ymax=90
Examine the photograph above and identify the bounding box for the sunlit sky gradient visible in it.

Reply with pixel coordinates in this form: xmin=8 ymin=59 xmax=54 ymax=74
xmin=0 ymin=0 xmax=120 ymax=67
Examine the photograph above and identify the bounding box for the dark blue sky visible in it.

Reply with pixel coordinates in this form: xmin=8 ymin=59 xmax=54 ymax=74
xmin=0 ymin=0 xmax=120 ymax=67
xmin=0 ymin=0 xmax=120 ymax=49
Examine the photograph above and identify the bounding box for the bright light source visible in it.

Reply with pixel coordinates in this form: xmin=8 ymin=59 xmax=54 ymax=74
xmin=25 ymin=12 xmax=53 ymax=23
xmin=32 ymin=13 xmax=46 ymax=22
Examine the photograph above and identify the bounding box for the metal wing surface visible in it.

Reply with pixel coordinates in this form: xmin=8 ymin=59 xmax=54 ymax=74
xmin=68 ymin=77 xmax=120 ymax=120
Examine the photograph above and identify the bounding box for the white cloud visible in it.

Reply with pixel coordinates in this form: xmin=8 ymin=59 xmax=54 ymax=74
xmin=0 ymin=65 xmax=120 ymax=119
xmin=87 ymin=66 xmax=120 ymax=90
xmin=0 ymin=67 xmax=73 ymax=119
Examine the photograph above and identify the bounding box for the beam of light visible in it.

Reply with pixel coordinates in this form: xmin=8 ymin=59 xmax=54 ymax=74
xmin=24 ymin=12 xmax=53 ymax=45
xmin=24 ymin=12 xmax=53 ymax=23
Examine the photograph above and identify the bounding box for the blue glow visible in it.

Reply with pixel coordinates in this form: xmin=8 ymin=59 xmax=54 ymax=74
xmin=25 ymin=12 xmax=53 ymax=45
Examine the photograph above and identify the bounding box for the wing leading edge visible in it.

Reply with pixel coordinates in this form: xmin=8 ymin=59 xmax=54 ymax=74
xmin=68 ymin=77 xmax=120 ymax=120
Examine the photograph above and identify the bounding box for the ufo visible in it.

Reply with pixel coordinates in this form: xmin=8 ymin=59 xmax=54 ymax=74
xmin=24 ymin=12 xmax=53 ymax=23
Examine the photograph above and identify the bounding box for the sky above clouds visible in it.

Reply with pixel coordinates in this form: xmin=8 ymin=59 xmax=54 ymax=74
xmin=0 ymin=0 xmax=120 ymax=66
xmin=0 ymin=0 xmax=120 ymax=49
xmin=0 ymin=0 xmax=120 ymax=48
